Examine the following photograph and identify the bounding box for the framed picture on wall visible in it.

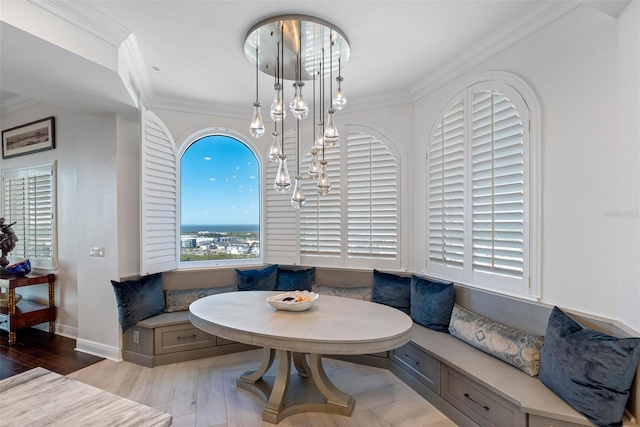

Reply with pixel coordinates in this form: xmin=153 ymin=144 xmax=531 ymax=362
xmin=2 ymin=116 xmax=56 ymax=159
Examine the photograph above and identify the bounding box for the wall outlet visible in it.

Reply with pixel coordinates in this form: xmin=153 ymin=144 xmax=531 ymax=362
xmin=89 ymin=247 xmax=105 ymax=257
xmin=132 ymin=330 xmax=140 ymax=344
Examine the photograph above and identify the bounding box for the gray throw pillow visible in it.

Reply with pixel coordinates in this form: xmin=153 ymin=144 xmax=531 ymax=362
xmin=448 ymin=303 xmax=544 ymax=376
xmin=164 ymin=284 xmax=238 ymax=312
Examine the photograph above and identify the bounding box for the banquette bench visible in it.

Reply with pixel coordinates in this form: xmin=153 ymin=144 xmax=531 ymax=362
xmin=119 ymin=267 xmax=640 ymax=427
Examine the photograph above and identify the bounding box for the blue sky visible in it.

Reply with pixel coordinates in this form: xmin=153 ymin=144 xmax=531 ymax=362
xmin=181 ymin=135 xmax=259 ymax=225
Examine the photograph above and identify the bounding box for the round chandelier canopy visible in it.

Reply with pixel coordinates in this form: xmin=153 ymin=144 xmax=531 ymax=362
xmin=244 ymin=14 xmax=350 ymax=82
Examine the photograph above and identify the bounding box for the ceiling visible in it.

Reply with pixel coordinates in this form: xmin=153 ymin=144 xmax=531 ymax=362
xmin=0 ymin=1 xmax=630 ymax=117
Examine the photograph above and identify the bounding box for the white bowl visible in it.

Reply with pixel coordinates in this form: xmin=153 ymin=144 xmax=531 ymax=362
xmin=0 ymin=293 xmax=22 ymax=307
xmin=267 ymin=291 xmax=319 ymax=312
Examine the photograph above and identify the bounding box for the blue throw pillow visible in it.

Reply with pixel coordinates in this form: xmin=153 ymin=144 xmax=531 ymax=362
xmin=236 ymin=264 xmax=278 ymax=291
xmin=372 ymin=269 xmax=411 ymax=314
xmin=110 ymin=273 xmax=165 ymax=332
xmin=410 ymin=275 xmax=454 ymax=332
xmin=276 ymin=267 xmax=315 ymax=291
xmin=539 ymin=307 xmax=640 ymax=427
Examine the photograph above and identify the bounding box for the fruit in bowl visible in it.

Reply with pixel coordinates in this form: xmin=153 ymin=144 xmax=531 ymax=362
xmin=267 ymin=291 xmax=319 ymax=312
xmin=5 ymin=259 xmax=31 ymax=276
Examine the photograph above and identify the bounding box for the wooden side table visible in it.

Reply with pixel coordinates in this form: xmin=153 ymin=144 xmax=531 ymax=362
xmin=0 ymin=272 xmax=56 ymax=345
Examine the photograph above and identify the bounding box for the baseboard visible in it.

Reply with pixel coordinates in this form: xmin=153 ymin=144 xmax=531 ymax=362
xmin=76 ymin=338 xmax=121 ymax=361
xmin=32 ymin=322 xmax=78 ymax=339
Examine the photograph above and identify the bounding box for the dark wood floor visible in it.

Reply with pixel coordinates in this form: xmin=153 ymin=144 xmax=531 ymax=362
xmin=0 ymin=327 xmax=104 ymax=380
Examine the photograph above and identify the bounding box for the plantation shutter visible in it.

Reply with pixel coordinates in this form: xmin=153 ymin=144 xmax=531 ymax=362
xmin=300 ymin=145 xmax=341 ymax=258
xmin=347 ymin=132 xmax=398 ymax=259
xmin=471 ymin=90 xmax=525 ymax=289
xmin=428 ymin=98 xmax=465 ymax=275
xmin=264 ymin=133 xmax=300 ymax=265
xmin=2 ymin=163 xmax=56 ymax=269
xmin=141 ymin=108 xmax=178 ymax=275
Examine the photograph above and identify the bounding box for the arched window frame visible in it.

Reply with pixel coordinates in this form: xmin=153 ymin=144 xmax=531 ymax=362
xmin=425 ymin=71 xmax=541 ymax=299
xmin=176 ymin=127 xmax=264 ymax=269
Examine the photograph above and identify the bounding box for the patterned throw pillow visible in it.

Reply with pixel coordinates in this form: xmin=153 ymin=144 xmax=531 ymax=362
xmin=312 ymin=284 xmax=373 ymax=301
xmin=164 ymin=284 xmax=238 ymax=312
xmin=448 ymin=303 xmax=544 ymax=376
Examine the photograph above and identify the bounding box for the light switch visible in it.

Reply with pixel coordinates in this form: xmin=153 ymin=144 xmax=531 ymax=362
xmin=89 ymin=247 xmax=105 ymax=257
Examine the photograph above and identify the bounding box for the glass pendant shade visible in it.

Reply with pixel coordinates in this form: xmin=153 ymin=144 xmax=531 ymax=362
xmin=250 ymin=102 xmax=266 ymax=138
xmin=317 ymin=160 xmax=332 ymax=195
xmin=333 ymin=77 xmax=347 ymax=110
xmin=290 ymin=82 xmax=309 ymax=120
xmin=290 ymin=176 xmax=306 ymax=209
xmin=323 ymin=109 xmax=340 ymax=146
xmin=270 ymin=84 xmax=285 ymax=122
xmin=274 ymin=155 xmax=291 ymax=193
xmin=268 ymin=131 xmax=281 ymax=162
xmin=313 ymin=122 xmax=325 ymax=153
xmin=308 ymin=149 xmax=319 ymax=179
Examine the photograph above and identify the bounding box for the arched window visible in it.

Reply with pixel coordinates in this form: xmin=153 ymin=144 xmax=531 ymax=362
xmin=299 ymin=127 xmax=404 ymax=270
xmin=179 ymin=134 xmax=260 ymax=266
xmin=427 ymin=74 xmax=540 ymax=298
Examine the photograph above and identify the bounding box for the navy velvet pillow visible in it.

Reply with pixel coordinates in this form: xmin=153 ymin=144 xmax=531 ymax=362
xmin=236 ymin=264 xmax=278 ymax=291
xmin=410 ymin=275 xmax=454 ymax=332
xmin=276 ymin=267 xmax=315 ymax=291
xmin=539 ymin=307 xmax=640 ymax=427
xmin=110 ymin=273 xmax=165 ymax=332
xmin=372 ymin=269 xmax=411 ymax=314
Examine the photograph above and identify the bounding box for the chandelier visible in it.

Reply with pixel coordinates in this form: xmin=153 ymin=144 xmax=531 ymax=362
xmin=244 ymin=15 xmax=350 ymax=209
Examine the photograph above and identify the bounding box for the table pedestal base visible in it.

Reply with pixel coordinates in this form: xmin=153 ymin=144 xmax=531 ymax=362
xmin=237 ymin=348 xmax=355 ymax=424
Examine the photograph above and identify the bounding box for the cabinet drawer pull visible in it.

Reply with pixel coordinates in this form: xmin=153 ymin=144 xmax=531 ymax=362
xmin=403 ymin=353 xmax=420 ymax=365
xmin=464 ymin=393 xmax=489 ymax=411
xmin=177 ymin=334 xmax=197 ymax=340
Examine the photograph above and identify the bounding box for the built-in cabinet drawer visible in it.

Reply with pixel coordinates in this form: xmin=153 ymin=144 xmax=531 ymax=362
xmin=155 ymin=323 xmax=216 ymax=355
xmin=391 ymin=342 xmax=440 ymax=393
xmin=441 ymin=365 xmax=526 ymax=427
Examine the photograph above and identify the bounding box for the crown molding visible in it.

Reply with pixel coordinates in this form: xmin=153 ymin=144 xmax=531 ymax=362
xmin=147 ymin=96 xmax=250 ymax=119
xmin=120 ymin=33 xmax=155 ymax=105
xmin=28 ymin=0 xmax=131 ymax=47
xmin=410 ymin=1 xmax=580 ymax=100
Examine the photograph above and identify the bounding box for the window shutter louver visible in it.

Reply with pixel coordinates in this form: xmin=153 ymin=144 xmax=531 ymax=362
xmin=347 ymin=132 xmax=398 ymax=259
xmin=300 ymin=146 xmax=342 ymax=257
xmin=2 ymin=163 xmax=56 ymax=269
xmin=428 ymin=98 xmax=465 ymax=270
xmin=471 ymin=91 xmax=524 ymax=282
xmin=264 ymin=134 xmax=300 ymax=265
xmin=141 ymin=108 xmax=178 ymax=275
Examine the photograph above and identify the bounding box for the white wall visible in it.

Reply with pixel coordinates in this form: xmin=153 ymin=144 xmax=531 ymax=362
xmin=0 ymin=103 xmax=121 ymax=342
xmin=412 ymin=4 xmax=640 ymax=331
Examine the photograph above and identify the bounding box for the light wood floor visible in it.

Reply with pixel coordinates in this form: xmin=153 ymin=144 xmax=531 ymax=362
xmin=66 ymin=349 xmax=457 ymax=427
